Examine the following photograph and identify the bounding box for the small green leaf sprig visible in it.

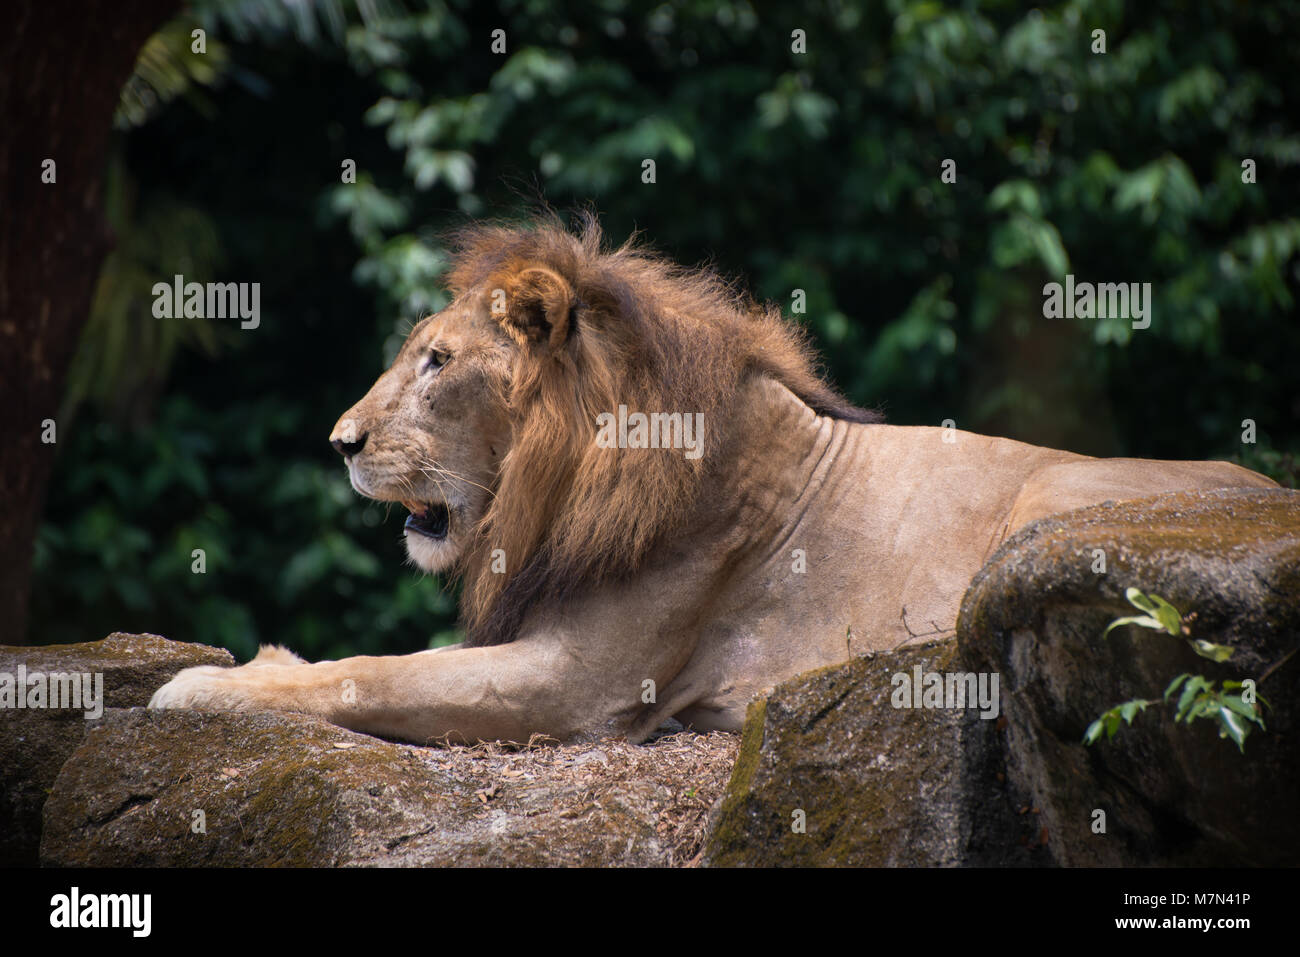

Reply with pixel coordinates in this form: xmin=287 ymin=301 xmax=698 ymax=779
xmin=1084 ymin=588 xmax=1268 ymax=753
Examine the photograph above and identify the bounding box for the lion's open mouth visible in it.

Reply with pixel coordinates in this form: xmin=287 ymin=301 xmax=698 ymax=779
xmin=402 ymin=501 xmax=450 ymax=540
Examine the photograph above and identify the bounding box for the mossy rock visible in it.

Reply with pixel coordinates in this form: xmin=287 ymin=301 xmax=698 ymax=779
xmin=0 ymin=633 xmax=233 ymax=865
xmin=39 ymin=708 xmax=737 ymax=866
xmin=706 ymin=488 xmax=1299 ymax=867
xmin=959 ymin=487 xmax=1300 ymax=865
xmin=704 ymin=640 xmax=1041 ymax=866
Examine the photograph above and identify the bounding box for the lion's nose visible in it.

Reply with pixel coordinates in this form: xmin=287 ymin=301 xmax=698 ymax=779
xmin=329 ymin=424 xmax=368 ymax=458
xmin=331 ymin=435 xmax=367 ymax=457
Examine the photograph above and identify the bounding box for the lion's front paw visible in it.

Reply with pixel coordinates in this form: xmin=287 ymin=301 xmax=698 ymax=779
xmin=149 ymin=665 xmax=252 ymax=712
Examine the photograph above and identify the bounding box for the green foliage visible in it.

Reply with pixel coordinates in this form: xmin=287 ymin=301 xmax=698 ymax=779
xmin=1103 ymin=587 xmax=1237 ymax=662
xmin=1164 ymin=675 xmax=1267 ymax=753
xmin=1230 ymin=446 xmax=1300 ymax=490
xmin=33 ymin=397 xmax=460 ymax=660
xmin=62 ymin=151 xmax=229 ymax=428
xmin=115 ymin=18 xmax=230 ymax=130
xmin=1102 ymin=586 xmax=1185 ymax=639
xmin=30 ymin=0 xmax=1300 ymax=660
xmin=1083 ymin=698 xmax=1155 ymax=745
xmin=1085 ymin=589 xmax=1267 ymax=753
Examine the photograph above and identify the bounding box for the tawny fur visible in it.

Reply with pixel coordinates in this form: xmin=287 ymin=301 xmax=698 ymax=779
xmin=444 ymin=212 xmax=877 ymax=646
xmin=148 ymin=214 xmax=1279 ymax=745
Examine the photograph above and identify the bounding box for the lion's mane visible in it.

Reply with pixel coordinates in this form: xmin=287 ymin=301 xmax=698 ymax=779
xmin=445 ymin=212 xmax=879 ymax=646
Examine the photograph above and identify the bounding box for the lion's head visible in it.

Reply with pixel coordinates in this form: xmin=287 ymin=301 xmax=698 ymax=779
xmin=330 ymin=212 xmax=878 ymax=646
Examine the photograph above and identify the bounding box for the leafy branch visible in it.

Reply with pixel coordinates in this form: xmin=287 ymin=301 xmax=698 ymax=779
xmin=1084 ymin=588 xmax=1268 ymax=753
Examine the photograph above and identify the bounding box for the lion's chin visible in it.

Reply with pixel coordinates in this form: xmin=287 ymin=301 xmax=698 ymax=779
xmin=403 ymin=527 xmax=462 ymax=573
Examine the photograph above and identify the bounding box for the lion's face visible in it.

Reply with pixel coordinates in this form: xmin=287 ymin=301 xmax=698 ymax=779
xmin=330 ymin=289 xmax=515 ymax=573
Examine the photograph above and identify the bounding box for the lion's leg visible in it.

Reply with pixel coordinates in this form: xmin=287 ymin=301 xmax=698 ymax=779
xmin=149 ymin=638 xmax=629 ymax=744
xmin=1002 ymin=458 xmax=1277 ymax=539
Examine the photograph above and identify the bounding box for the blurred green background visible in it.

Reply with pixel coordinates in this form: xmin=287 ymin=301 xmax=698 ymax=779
xmin=30 ymin=0 xmax=1300 ymax=660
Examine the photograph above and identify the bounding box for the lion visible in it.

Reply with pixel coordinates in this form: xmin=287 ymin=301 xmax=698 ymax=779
xmin=150 ymin=213 xmax=1276 ymax=742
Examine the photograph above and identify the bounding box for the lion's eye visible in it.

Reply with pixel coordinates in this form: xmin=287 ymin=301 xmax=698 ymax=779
xmin=424 ymin=349 xmax=451 ymax=374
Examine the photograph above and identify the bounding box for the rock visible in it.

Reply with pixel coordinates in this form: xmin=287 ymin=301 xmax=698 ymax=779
xmin=0 ymin=633 xmax=233 ymax=865
xmin=704 ymin=640 xmax=1040 ymax=866
xmin=0 ymin=711 xmax=89 ymax=868
xmin=22 ymin=488 xmax=1298 ymax=868
xmin=960 ymin=487 xmax=1300 ymax=865
xmin=40 ymin=709 xmax=737 ymax=867
xmin=706 ymin=487 xmax=1300 ymax=867
xmin=0 ymin=633 xmax=235 ymax=710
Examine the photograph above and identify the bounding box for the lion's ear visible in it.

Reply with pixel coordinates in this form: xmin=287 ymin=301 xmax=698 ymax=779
xmin=498 ymin=267 xmax=575 ymax=351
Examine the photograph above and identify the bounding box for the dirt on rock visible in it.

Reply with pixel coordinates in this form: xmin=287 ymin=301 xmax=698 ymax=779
xmin=38 ymin=707 xmax=736 ymax=867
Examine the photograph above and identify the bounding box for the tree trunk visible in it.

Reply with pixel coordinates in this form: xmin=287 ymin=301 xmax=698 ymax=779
xmin=0 ymin=0 xmax=178 ymax=644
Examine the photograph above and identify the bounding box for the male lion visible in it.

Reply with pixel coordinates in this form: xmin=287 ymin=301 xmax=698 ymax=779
xmin=151 ymin=215 xmax=1275 ymax=742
